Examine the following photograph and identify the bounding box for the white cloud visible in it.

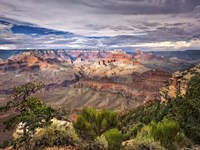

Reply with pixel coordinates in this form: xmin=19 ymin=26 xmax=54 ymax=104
xmin=0 ymin=44 xmax=16 ymax=49
xmin=109 ymin=40 xmax=200 ymax=51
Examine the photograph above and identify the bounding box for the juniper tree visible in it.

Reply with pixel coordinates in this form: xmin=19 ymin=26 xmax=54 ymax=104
xmin=0 ymin=81 xmax=55 ymax=150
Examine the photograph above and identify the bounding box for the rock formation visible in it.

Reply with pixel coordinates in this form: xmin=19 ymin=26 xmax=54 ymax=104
xmin=0 ymin=49 xmax=196 ymax=111
xmin=160 ymin=63 xmax=200 ymax=102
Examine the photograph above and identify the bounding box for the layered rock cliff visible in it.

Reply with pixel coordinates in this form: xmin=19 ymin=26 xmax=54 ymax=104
xmin=0 ymin=49 xmax=195 ymax=110
xmin=160 ymin=63 xmax=200 ymax=102
xmin=38 ymin=69 xmax=171 ymax=110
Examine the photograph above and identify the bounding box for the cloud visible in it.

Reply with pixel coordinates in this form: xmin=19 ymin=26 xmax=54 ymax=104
xmin=0 ymin=21 xmax=107 ymax=49
xmin=0 ymin=44 xmax=16 ymax=50
xmin=0 ymin=0 xmax=199 ymax=50
xmin=73 ymin=0 xmax=200 ymax=15
xmin=109 ymin=39 xmax=200 ymax=51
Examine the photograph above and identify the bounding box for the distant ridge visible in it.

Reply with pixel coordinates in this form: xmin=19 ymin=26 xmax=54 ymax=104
xmin=0 ymin=50 xmax=20 ymax=60
xmin=151 ymin=50 xmax=200 ymax=61
xmin=1 ymin=49 xmax=200 ymax=61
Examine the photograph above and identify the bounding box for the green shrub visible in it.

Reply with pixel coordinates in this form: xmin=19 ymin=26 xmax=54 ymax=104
xmin=150 ymin=119 xmax=180 ymax=147
xmin=73 ymin=108 xmax=119 ymax=141
xmin=103 ymin=128 xmax=123 ymax=150
xmin=187 ymin=73 xmax=200 ymax=99
xmin=121 ymin=100 xmax=164 ymax=128
xmin=122 ymin=122 xmax=144 ymax=141
xmin=138 ymin=118 xmax=192 ymax=150
xmin=33 ymin=123 xmax=81 ymax=149
xmin=84 ymin=135 xmax=108 ymax=150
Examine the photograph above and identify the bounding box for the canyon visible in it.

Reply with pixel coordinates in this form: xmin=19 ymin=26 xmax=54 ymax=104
xmin=0 ymin=49 xmax=199 ymax=146
xmin=0 ymin=49 xmax=196 ymax=110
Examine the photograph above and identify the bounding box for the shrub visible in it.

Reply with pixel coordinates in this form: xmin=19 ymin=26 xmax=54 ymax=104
xmin=33 ymin=122 xmax=81 ymax=149
xmin=103 ymin=128 xmax=123 ymax=150
xmin=85 ymin=135 xmax=108 ymax=150
xmin=138 ymin=118 xmax=191 ymax=150
xmin=150 ymin=119 xmax=180 ymax=147
xmin=122 ymin=138 xmax=165 ymax=150
xmin=122 ymin=122 xmax=144 ymax=141
xmin=73 ymin=108 xmax=119 ymax=141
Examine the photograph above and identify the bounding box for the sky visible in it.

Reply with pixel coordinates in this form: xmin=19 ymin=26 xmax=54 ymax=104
xmin=0 ymin=0 xmax=200 ymax=51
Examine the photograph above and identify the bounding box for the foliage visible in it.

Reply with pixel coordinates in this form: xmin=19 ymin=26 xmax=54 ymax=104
xmin=73 ymin=107 xmax=119 ymax=141
xmin=33 ymin=122 xmax=81 ymax=149
xmin=187 ymin=73 xmax=200 ymax=99
xmin=149 ymin=119 xmax=180 ymax=147
xmin=122 ymin=138 xmax=165 ymax=150
xmin=122 ymin=122 xmax=144 ymax=141
xmin=53 ymin=107 xmax=71 ymax=120
xmin=84 ymin=135 xmax=109 ymax=150
xmin=121 ymin=74 xmax=200 ymax=145
xmin=121 ymin=100 xmax=165 ymax=128
xmin=164 ymin=74 xmax=200 ymax=144
xmin=139 ymin=118 xmax=191 ymax=149
xmin=122 ymin=117 xmax=192 ymax=149
xmin=122 ymin=118 xmax=191 ymax=150
xmin=94 ymin=135 xmax=109 ymax=150
xmin=103 ymin=128 xmax=123 ymax=150
xmin=0 ymin=81 xmax=55 ymax=149
xmin=164 ymin=97 xmax=200 ymax=144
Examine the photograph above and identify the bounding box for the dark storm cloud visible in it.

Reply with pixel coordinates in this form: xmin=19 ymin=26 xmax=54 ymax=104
xmin=75 ymin=0 xmax=200 ymax=15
